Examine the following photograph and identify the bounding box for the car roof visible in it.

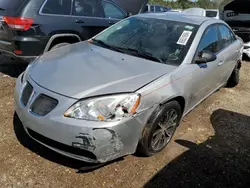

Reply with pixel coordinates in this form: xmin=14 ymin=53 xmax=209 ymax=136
xmin=137 ymin=12 xmax=214 ymax=25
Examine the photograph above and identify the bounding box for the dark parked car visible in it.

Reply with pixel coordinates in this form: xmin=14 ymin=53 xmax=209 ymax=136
xmin=143 ymin=4 xmax=171 ymax=13
xmin=0 ymin=0 xmax=148 ymax=63
xmin=220 ymin=0 xmax=250 ymax=58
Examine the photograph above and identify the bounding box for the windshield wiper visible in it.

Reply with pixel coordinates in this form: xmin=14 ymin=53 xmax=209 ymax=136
xmin=91 ymin=40 xmax=163 ymax=63
xmin=0 ymin=8 xmax=5 ymax=11
xmin=119 ymin=48 xmax=164 ymax=63
xmin=91 ymin=39 xmax=124 ymax=53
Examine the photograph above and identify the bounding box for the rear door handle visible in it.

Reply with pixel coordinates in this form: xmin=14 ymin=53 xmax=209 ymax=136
xmin=75 ymin=20 xmax=85 ymax=23
xmin=218 ymin=60 xmax=224 ymax=66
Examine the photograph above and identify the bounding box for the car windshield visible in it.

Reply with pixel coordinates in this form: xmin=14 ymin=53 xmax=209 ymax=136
xmin=92 ymin=17 xmax=198 ymax=66
xmin=206 ymin=10 xmax=218 ymax=17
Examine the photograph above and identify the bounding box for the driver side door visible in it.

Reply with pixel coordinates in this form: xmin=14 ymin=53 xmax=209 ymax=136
xmin=189 ymin=25 xmax=222 ymax=107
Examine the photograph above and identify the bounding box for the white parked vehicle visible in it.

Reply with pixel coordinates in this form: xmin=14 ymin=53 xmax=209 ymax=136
xmin=169 ymin=9 xmax=183 ymax=13
xmin=206 ymin=9 xmax=220 ymax=19
xmin=183 ymin=8 xmax=206 ymax=17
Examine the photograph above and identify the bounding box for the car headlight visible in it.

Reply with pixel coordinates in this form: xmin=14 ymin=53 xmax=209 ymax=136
xmin=64 ymin=93 xmax=141 ymax=121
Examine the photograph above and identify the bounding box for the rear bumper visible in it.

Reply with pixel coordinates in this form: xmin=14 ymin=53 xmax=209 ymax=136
xmin=0 ymin=36 xmax=47 ymax=62
xmin=0 ymin=49 xmax=37 ymax=63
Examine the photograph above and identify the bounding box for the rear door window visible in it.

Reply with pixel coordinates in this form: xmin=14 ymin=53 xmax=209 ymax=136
xmin=101 ymin=1 xmax=126 ymax=19
xmin=41 ymin=0 xmax=71 ymax=15
xmin=0 ymin=0 xmax=26 ymax=13
xmin=218 ymin=25 xmax=234 ymax=50
xmin=73 ymin=0 xmax=99 ymax=17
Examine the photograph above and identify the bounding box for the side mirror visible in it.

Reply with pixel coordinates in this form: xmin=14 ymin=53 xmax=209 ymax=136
xmin=195 ymin=50 xmax=217 ymax=64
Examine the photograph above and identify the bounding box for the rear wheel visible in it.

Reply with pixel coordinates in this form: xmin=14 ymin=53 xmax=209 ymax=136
xmin=138 ymin=101 xmax=182 ymax=157
xmin=226 ymin=63 xmax=241 ymax=87
xmin=50 ymin=42 xmax=70 ymax=51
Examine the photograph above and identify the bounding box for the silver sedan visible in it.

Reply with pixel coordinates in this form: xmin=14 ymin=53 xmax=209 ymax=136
xmin=14 ymin=12 xmax=243 ymax=164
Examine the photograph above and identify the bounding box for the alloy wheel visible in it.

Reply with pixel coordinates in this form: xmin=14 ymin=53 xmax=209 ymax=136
xmin=151 ymin=109 xmax=178 ymax=151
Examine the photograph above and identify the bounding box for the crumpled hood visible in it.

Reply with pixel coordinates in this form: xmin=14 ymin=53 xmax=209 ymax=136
xmin=30 ymin=42 xmax=177 ymax=99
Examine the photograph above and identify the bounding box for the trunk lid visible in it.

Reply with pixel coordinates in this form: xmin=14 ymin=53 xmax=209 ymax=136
xmin=112 ymin=0 xmax=149 ymax=15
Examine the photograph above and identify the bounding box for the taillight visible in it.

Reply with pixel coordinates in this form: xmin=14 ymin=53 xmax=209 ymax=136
xmin=14 ymin=50 xmax=23 ymax=55
xmin=3 ymin=16 xmax=33 ymax=31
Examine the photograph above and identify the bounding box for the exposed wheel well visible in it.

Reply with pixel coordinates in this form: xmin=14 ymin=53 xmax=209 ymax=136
xmin=48 ymin=36 xmax=81 ymax=51
xmin=161 ymin=96 xmax=185 ymax=114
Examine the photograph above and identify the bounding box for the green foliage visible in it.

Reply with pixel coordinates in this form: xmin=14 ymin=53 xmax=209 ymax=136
xmin=149 ymin=0 xmax=219 ymax=9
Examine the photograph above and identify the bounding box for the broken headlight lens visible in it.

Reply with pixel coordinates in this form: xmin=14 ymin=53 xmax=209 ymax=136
xmin=64 ymin=94 xmax=141 ymax=121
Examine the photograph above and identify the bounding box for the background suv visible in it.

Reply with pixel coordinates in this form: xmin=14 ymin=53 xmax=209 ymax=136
xmin=0 ymin=0 xmax=147 ymax=63
xmin=143 ymin=4 xmax=171 ymax=13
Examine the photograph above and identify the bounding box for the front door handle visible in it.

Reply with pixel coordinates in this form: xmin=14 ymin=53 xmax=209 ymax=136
xmin=218 ymin=60 xmax=224 ymax=66
xmin=75 ymin=20 xmax=85 ymax=23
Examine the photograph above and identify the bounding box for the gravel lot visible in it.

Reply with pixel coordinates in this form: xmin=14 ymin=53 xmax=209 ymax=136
xmin=0 ymin=59 xmax=250 ymax=188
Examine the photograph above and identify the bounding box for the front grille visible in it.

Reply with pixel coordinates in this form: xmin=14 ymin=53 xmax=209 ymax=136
xmin=27 ymin=128 xmax=97 ymax=160
xmin=30 ymin=94 xmax=58 ymax=116
xmin=21 ymin=82 xmax=33 ymax=106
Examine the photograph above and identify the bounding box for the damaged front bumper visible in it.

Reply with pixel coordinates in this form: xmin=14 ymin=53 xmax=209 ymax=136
xmin=14 ymin=75 xmax=153 ymax=163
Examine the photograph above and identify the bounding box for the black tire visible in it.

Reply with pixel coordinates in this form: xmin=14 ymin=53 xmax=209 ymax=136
xmin=138 ymin=101 xmax=182 ymax=157
xmin=226 ymin=63 xmax=240 ymax=87
xmin=50 ymin=42 xmax=70 ymax=51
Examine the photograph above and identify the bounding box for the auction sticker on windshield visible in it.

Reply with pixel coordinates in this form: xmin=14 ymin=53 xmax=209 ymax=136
xmin=177 ymin=30 xmax=192 ymax=45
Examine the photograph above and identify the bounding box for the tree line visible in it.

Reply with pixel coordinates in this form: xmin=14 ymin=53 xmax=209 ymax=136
xmin=149 ymin=0 xmax=219 ymax=9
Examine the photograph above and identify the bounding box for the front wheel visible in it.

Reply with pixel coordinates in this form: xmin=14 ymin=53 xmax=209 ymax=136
xmin=138 ymin=101 xmax=182 ymax=157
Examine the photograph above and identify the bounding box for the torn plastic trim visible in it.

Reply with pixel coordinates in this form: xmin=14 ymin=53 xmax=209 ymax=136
xmin=72 ymin=128 xmax=124 ymax=163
